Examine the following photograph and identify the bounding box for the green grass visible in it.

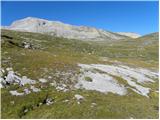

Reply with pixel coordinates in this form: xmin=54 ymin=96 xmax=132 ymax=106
xmin=1 ymin=87 xmax=158 ymax=119
xmin=84 ymin=76 xmax=93 ymax=82
xmin=1 ymin=29 xmax=159 ymax=119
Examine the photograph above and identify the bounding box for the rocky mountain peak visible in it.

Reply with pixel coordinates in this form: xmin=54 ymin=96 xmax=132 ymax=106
xmin=3 ymin=17 xmax=134 ymax=41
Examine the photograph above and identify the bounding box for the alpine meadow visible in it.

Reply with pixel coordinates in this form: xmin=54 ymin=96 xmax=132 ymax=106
xmin=1 ymin=1 xmax=159 ymax=119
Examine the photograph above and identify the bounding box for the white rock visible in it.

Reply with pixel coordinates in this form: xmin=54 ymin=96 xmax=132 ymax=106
xmin=6 ymin=68 xmax=13 ymax=71
xmin=20 ymin=76 xmax=36 ymax=86
xmin=46 ymin=98 xmax=54 ymax=105
xmin=63 ymin=99 xmax=69 ymax=103
xmin=39 ymin=103 xmax=42 ymax=106
xmin=56 ymin=85 xmax=68 ymax=92
xmin=22 ymin=42 xmax=31 ymax=49
xmin=50 ymin=82 xmax=56 ymax=87
xmin=24 ymin=109 xmax=28 ymax=113
xmin=77 ymin=101 xmax=80 ymax=104
xmin=10 ymin=90 xmax=24 ymax=96
xmin=23 ymin=88 xmax=31 ymax=94
xmin=91 ymin=103 xmax=97 ymax=107
xmin=5 ymin=71 xmax=21 ymax=84
xmin=1 ymin=68 xmax=5 ymax=73
xmin=155 ymin=90 xmax=159 ymax=93
xmin=76 ymin=64 xmax=158 ymax=97
xmin=92 ymin=102 xmax=96 ymax=105
xmin=74 ymin=94 xmax=84 ymax=101
xmin=30 ymin=86 xmax=41 ymax=92
xmin=39 ymin=78 xmax=47 ymax=83
xmin=76 ymin=71 xmax=127 ymax=95
xmin=62 ymin=84 xmax=67 ymax=87
xmin=0 ymin=78 xmax=5 ymax=88
xmin=4 ymin=70 xmax=36 ymax=86
xmin=48 ymin=76 xmax=52 ymax=79
xmin=0 ymin=83 xmax=3 ymax=88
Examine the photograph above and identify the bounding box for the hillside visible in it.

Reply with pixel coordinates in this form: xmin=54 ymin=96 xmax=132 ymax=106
xmin=1 ymin=29 xmax=159 ymax=119
xmin=116 ymin=32 xmax=141 ymax=38
xmin=3 ymin=17 xmax=132 ymax=41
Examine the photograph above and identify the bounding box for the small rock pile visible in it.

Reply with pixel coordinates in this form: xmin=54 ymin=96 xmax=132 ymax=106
xmin=1 ymin=68 xmax=36 ymax=88
xmin=74 ymin=94 xmax=84 ymax=104
xmin=0 ymin=67 xmax=42 ymax=96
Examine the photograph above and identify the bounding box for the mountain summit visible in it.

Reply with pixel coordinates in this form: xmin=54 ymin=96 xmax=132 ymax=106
xmin=3 ymin=17 xmax=140 ymax=41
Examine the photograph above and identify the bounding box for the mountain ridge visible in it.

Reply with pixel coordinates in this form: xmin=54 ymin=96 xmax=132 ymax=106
xmin=116 ymin=32 xmax=141 ymax=38
xmin=2 ymin=17 xmax=141 ymax=41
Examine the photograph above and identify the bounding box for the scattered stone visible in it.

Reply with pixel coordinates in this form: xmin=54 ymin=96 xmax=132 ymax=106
xmin=10 ymin=101 xmax=15 ymax=104
xmin=91 ymin=102 xmax=97 ymax=107
xmin=39 ymin=78 xmax=47 ymax=83
xmin=6 ymin=68 xmax=13 ymax=71
xmin=20 ymin=76 xmax=36 ymax=86
xmin=48 ymin=76 xmax=52 ymax=79
xmin=155 ymin=90 xmax=159 ymax=93
xmin=62 ymin=84 xmax=67 ymax=88
xmin=30 ymin=86 xmax=41 ymax=92
xmin=77 ymin=101 xmax=80 ymax=104
xmin=24 ymin=109 xmax=28 ymax=113
xmin=38 ymin=102 xmax=42 ymax=106
xmin=50 ymin=82 xmax=56 ymax=87
xmin=5 ymin=71 xmax=21 ymax=84
xmin=22 ymin=42 xmax=32 ymax=49
xmin=0 ymin=83 xmax=3 ymax=88
xmin=10 ymin=90 xmax=24 ymax=96
xmin=56 ymin=84 xmax=68 ymax=92
xmin=23 ymin=88 xmax=31 ymax=95
xmin=0 ymin=78 xmax=6 ymax=88
xmin=15 ymin=72 xmax=21 ymax=76
xmin=74 ymin=94 xmax=84 ymax=101
xmin=63 ymin=99 xmax=69 ymax=103
xmin=56 ymin=86 xmax=64 ymax=91
xmin=1 ymin=68 xmax=5 ymax=73
xmin=46 ymin=98 xmax=54 ymax=105
xmin=3 ymin=69 xmax=36 ymax=87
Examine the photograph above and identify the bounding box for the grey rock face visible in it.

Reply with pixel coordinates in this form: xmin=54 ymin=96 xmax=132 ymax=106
xmin=3 ymin=17 xmax=129 ymax=41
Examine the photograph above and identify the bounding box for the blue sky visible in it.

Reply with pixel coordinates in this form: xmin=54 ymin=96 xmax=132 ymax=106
xmin=1 ymin=1 xmax=159 ymax=35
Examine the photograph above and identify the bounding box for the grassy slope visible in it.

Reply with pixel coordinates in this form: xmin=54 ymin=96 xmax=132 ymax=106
xmin=1 ymin=29 xmax=159 ymax=118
